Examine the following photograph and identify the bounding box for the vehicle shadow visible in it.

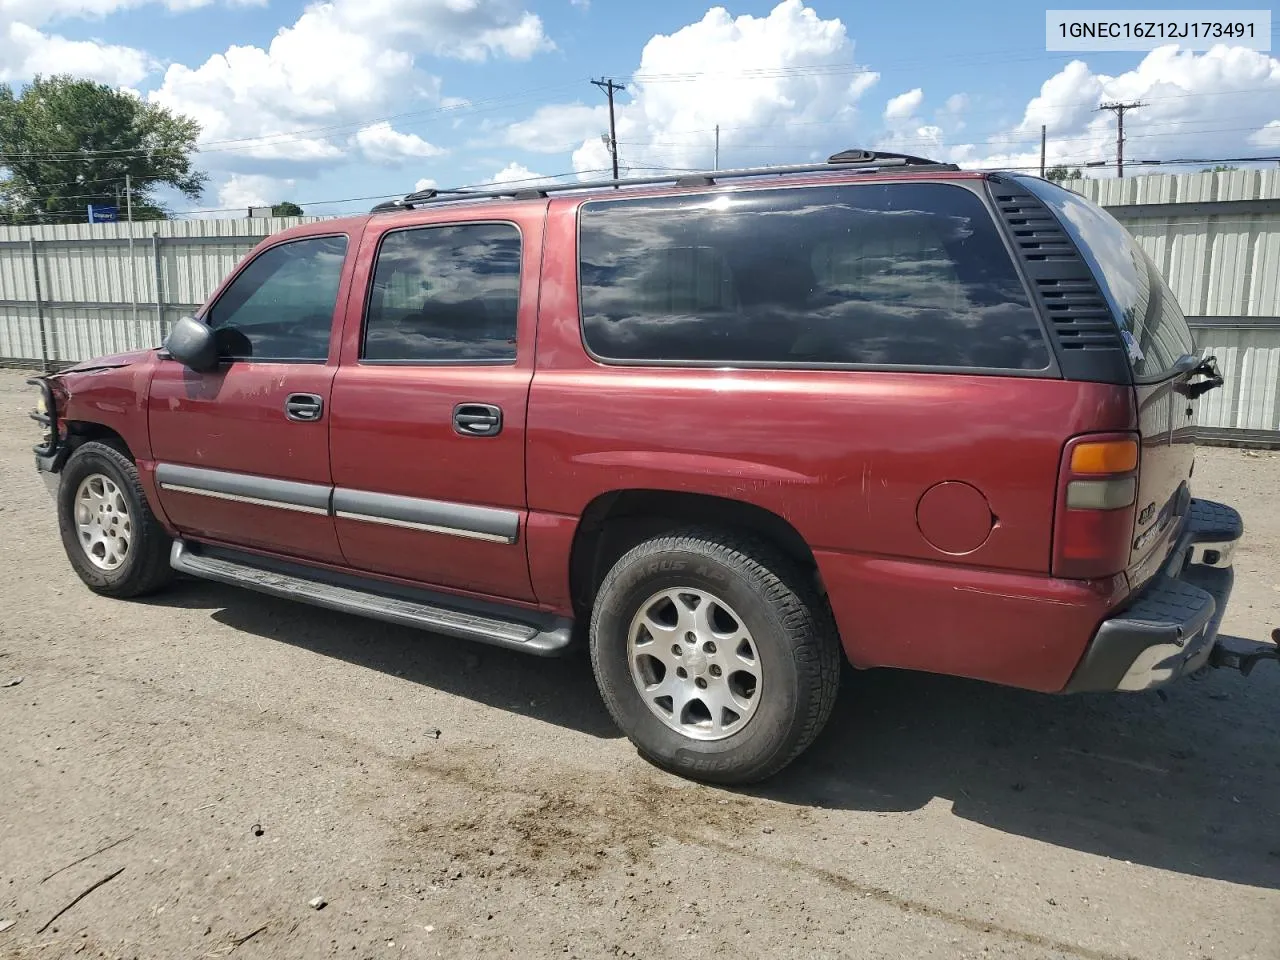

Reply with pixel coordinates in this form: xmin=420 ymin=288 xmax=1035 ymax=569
xmin=148 ymin=578 xmax=1280 ymax=890
xmin=760 ymin=665 xmax=1280 ymax=890
xmin=148 ymin=577 xmax=622 ymax=740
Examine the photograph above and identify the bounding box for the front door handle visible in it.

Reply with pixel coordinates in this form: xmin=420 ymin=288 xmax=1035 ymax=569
xmin=453 ymin=403 xmax=503 ymax=437
xmin=285 ymin=393 xmax=324 ymax=422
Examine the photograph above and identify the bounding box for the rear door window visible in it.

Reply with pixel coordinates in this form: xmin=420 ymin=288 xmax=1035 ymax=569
xmin=578 ymin=182 xmax=1050 ymax=371
xmin=362 ymin=223 xmax=521 ymax=363
xmin=1017 ymin=176 xmax=1195 ymax=381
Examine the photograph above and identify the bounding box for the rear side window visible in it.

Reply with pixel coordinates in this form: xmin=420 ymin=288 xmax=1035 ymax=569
xmin=208 ymin=235 xmax=347 ymax=361
xmin=363 ymin=223 xmax=521 ymax=363
xmin=578 ymin=182 xmax=1049 ymax=370
xmin=1019 ymin=177 xmax=1195 ymax=381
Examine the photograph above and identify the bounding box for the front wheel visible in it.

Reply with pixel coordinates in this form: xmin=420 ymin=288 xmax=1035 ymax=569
xmin=56 ymin=441 xmax=173 ymax=598
xmin=589 ymin=529 xmax=842 ymax=784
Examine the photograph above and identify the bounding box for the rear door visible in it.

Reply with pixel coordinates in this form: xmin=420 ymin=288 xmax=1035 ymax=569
xmin=328 ymin=206 xmax=544 ymax=601
xmin=1022 ymin=178 xmax=1200 ymax=584
xmin=149 ymin=233 xmax=355 ymax=563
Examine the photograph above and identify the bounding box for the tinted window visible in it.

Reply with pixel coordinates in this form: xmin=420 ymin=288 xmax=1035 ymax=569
xmin=578 ymin=183 xmax=1049 ymax=370
xmin=1020 ymin=176 xmax=1195 ymax=380
xmin=208 ymin=235 xmax=347 ymax=361
xmin=363 ymin=224 xmax=521 ymax=362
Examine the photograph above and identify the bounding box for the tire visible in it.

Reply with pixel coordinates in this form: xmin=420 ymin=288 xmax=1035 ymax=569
xmin=56 ymin=441 xmax=173 ymax=598
xmin=589 ymin=528 xmax=842 ymax=785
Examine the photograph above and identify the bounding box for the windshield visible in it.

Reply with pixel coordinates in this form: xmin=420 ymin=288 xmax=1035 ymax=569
xmin=1017 ymin=176 xmax=1196 ymax=381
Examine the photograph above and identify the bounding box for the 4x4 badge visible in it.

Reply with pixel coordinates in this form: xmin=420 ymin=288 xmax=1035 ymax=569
xmin=1138 ymin=502 xmax=1156 ymax=525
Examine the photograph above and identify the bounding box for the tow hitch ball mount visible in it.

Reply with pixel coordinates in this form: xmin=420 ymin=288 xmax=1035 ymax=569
xmin=1210 ymin=630 xmax=1280 ymax=677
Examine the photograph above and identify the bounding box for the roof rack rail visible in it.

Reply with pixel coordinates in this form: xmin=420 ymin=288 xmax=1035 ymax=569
xmin=370 ymin=149 xmax=959 ymax=213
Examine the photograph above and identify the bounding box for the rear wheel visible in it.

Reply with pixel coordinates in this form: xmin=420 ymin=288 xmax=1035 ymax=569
xmin=589 ymin=529 xmax=841 ymax=784
xmin=57 ymin=442 xmax=173 ymax=598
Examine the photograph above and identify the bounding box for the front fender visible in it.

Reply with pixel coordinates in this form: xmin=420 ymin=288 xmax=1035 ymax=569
xmin=53 ymin=349 xmax=160 ymax=460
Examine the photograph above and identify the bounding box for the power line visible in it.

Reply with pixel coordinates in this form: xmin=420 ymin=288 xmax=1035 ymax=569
xmin=657 ymin=122 xmax=1280 ymax=158
xmin=4 ymin=74 xmax=1278 ymax=163
xmin=163 ymin=168 xmax=618 ymax=217
xmin=12 ymin=147 xmax=1279 ymax=222
xmin=0 ymin=82 xmax=584 ymax=163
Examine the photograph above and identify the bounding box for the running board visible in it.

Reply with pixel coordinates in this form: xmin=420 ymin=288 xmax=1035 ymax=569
xmin=170 ymin=540 xmax=573 ymax=656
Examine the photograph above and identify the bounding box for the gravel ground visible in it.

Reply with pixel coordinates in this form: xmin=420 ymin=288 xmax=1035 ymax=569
xmin=0 ymin=367 xmax=1277 ymax=960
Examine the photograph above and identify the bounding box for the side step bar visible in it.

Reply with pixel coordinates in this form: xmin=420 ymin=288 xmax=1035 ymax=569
xmin=170 ymin=540 xmax=574 ymax=656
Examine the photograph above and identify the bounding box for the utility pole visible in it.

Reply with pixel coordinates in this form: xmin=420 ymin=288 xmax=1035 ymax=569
xmin=1039 ymin=125 xmax=1046 ymax=178
xmin=1098 ymin=101 xmax=1144 ymax=178
xmin=591 ymin=78 xmax=624 ymax=181
xmin=715 ymin=124 xmax=720 ymax=171
xmin=125 ymin=173 xmax=133 ymax=221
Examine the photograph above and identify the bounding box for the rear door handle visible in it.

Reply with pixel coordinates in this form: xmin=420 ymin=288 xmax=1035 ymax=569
xmin=453 ymin=403 xmax=503 ymax=437
xmin=285 ymin=393 xmax=324 ymax=422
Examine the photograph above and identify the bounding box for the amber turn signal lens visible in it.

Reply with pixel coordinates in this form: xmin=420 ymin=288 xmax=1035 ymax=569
xmin=1070 ymin=439 xmax=1138 ymax=475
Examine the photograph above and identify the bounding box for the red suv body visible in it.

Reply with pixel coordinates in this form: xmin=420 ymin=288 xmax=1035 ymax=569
xmin=31 ymin=156 xmax=1261 ymax=783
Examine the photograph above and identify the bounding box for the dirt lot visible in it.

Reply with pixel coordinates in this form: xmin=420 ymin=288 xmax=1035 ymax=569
xmin=0 ymin=368 xmax=1277 ymax=960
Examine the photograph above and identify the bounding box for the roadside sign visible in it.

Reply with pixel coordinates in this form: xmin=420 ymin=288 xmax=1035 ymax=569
xmin=87 ymin=205 xmax=119 ymax=224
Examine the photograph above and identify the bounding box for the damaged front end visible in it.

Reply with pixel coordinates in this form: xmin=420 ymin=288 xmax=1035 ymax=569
xmin=27 ymin=375 xmax=66 ymax=497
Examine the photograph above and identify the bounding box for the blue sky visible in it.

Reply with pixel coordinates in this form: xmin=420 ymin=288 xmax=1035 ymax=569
xmin=3 ymin=1 xmax=1278 ymax=215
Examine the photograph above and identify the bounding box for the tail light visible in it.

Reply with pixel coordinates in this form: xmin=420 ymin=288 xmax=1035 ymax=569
xmin=1052 ymin=434 xmax=1139 ymax=579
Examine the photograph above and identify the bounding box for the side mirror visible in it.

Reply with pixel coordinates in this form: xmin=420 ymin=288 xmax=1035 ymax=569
xmin=163 ymin=316 xmax=219 ymax=372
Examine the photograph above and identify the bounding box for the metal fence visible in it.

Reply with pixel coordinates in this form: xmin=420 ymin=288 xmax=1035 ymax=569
xmin=0 ymin=217 xmax=319 ymax=369
xmin=1065 ymin=169 xmax=1280 ymax=442
xmin=2 ymin=170 xmax=1280 ymax=440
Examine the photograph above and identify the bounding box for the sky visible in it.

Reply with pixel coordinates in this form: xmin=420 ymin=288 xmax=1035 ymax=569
xmin=2 ymin=0 xmax=1279 ymax=216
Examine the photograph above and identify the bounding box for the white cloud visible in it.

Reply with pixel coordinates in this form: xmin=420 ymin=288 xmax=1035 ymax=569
xmin=506 ymin=103 xmax=606 ymax=153
xmin=1250 ymin=120 xmax=1280 ymax=148
xmin=506 ymin=8 xmax=1278 ymax=189
xmin=146 ymin=0 xmax=552 ymax=169
xmin=0 ymin=22 xmax=151 ymax=85
xmin=520 ymin=1 xmax=879 ymax=175
xmin=217 ymin=173 xmax=296 ymax=209
xmin=487 ymin=161 xmax=550 ymax=185
xmin=0 ymin=0 xmax=266 ymax=86
xmin=953 ymin=45 xmax=1280 ymax=172
xmin=413 ymin=177 xmax=437 ymax=192
xmin=884 ymin=88 xmax=923 ymax=122
xmin=353 ymin=121 xmax=444 ymax=164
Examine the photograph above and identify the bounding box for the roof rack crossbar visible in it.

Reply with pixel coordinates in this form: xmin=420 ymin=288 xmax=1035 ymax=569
xmin=372 ymin=150 xmax=959 ymax=213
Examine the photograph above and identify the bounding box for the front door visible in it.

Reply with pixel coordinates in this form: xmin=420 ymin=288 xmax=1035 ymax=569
xmin=329 ymin=212 xmax=543 ymax=601
xmin=149 ymin=233 xmax=355 ymax=563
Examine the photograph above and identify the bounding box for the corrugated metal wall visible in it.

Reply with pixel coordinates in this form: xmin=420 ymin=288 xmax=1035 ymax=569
xmin=0 ymin=217 xmax=322 ymax=369
xmin=1 ymin=171 xmax=1278 ymax=438
xmin=1064 ymin=170 xmax=1280 ymax=438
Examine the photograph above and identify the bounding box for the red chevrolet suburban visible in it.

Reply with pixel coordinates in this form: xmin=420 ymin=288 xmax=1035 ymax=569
xmin=30 ymin=151 xmax=1276 ymax=783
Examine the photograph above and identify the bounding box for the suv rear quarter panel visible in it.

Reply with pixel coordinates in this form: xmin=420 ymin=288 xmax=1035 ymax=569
xmin=527 ymin=189 xmax=1137 ymax=692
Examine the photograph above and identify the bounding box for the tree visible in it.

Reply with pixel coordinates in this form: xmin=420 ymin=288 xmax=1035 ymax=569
xmin=0 ymin=75 xmax=208 ymax=225
xmin=1044 ymin=165 xmax=1083 ymax=183
xmin=1208 ymin=165 xmax=1239 ymax=173
xmin=272 ymin=201 xmax=304 ymax=217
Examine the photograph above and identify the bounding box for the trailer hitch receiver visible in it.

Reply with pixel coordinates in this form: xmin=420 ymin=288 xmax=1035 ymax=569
xmin=1210 ymin=630 xmax=1280 ymax=677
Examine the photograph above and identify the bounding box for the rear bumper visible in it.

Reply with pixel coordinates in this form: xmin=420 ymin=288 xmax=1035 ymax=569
xmin=1064 ymin=499 xmax=1242 ymax=692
